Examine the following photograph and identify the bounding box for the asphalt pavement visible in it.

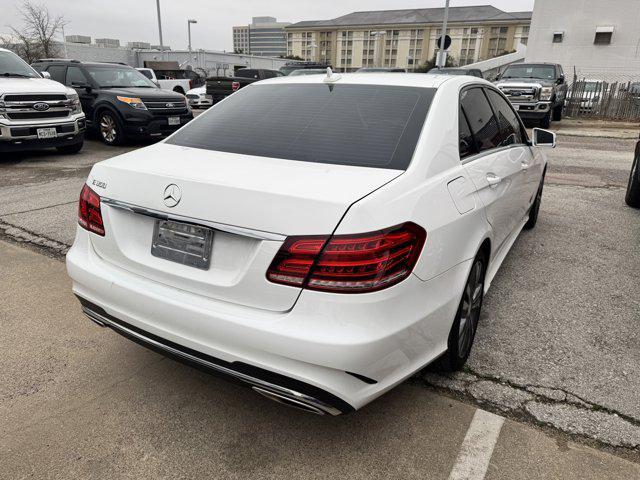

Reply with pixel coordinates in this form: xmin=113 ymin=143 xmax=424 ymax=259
xmin=1 ymin=122 xmax=639 ymax=474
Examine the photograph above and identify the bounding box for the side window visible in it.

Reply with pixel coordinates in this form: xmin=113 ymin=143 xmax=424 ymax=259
xmin=485 ymin=89 xmax=523 ymax=146
xmin=45 ymin=65 xmax=66 ymax=83
xmin=65 ymin=66 xmax=88 ymax=86
xmin=460 ymin=87 xmax=502 ymax=152
xmin=459 ymin=105 xmax=478 ymax=159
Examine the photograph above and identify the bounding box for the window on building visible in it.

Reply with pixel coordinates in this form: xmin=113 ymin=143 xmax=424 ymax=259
xmin=594 ymin=27 xmax=614 ymax=45
xmin=553 ymin=32 xmax=564 ymax=43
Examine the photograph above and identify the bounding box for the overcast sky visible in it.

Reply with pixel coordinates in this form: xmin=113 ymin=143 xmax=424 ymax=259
xmin=1 ymin=0 xmax=534 ymax=51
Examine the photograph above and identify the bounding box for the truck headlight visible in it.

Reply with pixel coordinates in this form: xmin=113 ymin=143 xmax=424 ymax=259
xmin=68 ymin=93 xmax=82 ymax=114
xmin=116 ymin=96 xmax=147 ymax=110
xmin=540 ymin=87 xmax=553 ymax=101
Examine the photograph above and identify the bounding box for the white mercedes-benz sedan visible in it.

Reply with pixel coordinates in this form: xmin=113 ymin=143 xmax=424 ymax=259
xmin=67 ymin=72 xmax=555 ymax=415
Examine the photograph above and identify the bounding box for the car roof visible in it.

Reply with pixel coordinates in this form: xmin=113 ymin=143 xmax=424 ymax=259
xmin=257 ymin=72 xmax=492 ymax=90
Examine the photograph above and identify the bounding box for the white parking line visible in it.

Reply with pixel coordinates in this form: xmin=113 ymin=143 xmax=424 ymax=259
xmin=448 ymin=409 xmax=505 ymax=480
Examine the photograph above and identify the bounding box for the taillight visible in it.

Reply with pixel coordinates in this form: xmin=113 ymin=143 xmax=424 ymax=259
xmin=232 ymin=81 xmax=240 ymax=92
xmin=78 ymin=184 xmax=105 ymax=236
xmin=267 ymin=222 xmax=426 ymax=293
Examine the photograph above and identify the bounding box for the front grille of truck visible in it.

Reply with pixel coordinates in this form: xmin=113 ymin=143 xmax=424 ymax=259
xmin=499 ymin=86 xmax=538 ymax=102
xmin=7 ymin=111 xmax=70 ymax=120
xmin=1 ymin=94 xmax=73 ymax=121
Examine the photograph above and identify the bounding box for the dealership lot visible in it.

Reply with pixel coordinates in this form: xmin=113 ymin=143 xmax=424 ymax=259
xmin=1 ymin=127 xmax=639 ymax=474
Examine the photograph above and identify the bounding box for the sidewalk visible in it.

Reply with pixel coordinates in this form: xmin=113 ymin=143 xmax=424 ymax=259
xmin=552 ymin=118 xmax=639 ymax=139
xmin=1 ymin=240 xmax=639 ymax=480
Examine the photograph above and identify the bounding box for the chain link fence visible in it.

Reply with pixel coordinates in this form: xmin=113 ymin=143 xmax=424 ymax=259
xmin=564 ymin=67 xmax=640 ymax=121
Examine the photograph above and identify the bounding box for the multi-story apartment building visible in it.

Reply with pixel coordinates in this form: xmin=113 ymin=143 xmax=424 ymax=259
xmin=285 ymin=6 xmax=531 ymax=71
xmin=233 ymin=17 xmax=291 ymax=57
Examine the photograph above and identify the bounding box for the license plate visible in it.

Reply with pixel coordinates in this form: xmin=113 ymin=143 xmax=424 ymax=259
xmin=37 ymin=128 xmax=57 ymax=139
xmin=513 ymin=104 xmax=520 ymax=111
xmin=168 ymin=117 xmax=181 ymax=126
xmin=151 ymin=220 xmax=213 ymax=270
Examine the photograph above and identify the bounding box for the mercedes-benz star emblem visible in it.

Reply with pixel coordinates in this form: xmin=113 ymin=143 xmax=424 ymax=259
xmin=163 ymin=184 xmax=181 ymax=208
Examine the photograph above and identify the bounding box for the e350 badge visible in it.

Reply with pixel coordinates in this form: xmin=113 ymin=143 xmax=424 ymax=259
xmin=92 ymin=179 xmax=107 ymax=189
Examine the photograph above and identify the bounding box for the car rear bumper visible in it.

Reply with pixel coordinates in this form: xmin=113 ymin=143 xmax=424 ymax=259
xmin=66 ymin=227 xmax=468 ymax=412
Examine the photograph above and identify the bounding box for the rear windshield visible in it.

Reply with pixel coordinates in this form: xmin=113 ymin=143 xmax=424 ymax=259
xmin=166 ymin=84 xmax=435 ymax=169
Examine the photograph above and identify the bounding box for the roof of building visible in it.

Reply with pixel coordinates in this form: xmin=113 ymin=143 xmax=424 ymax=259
xmin=287 ymin=5 xmax=532 ymax=29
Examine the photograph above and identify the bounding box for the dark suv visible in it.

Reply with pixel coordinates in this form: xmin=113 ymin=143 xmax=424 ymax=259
xmin=31 ymin=59 xmax=193 ymax=145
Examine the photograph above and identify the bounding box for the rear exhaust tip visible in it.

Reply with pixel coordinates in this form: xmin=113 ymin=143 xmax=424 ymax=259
xmin=252 ymin=386 xmax=328 ymax=415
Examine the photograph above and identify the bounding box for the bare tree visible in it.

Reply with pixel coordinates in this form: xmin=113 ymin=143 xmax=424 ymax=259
xmin=2 ymin=1 xmax=66 ymax=63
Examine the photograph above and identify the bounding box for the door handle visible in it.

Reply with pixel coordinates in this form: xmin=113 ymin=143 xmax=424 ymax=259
xmin=486 ymin=173 xmax=502 ymax=187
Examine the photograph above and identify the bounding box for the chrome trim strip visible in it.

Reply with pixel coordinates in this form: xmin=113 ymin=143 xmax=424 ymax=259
xmin=101 ymin=197 xmax=287 ymax=241
xmin=81 ymin=306 xmax=341 ymax=416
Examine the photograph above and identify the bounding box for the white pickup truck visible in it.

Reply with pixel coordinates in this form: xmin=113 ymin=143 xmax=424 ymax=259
xmin=0 ymin=48 xmax=86 ymax=153
xmin=136 ymin=68 xmax=191 ymax=95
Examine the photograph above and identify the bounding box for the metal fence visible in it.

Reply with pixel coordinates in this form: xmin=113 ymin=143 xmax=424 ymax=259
xmin=564 ymin=78 xmax=640 ymax=121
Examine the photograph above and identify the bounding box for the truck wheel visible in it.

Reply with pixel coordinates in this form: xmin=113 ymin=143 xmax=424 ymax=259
xmin=626 ymin=148 xmax=640 ymax=208
xmin=552 ymin=103 xmax=563 ymax=121
xmin=540 ymin=112 xmax=551 ymax=129
xmin=56 ymin=141 xmax=84 ymax=154
xmin=98 ymin=111 xmax=124 ymax=146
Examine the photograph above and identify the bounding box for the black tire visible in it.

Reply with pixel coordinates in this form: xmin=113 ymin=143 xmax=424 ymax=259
xmin=626 ymin=145 xmax=640 ymax=208
xmin=540 ymin=112 xmax=551 ymax=129
xmin=524 ymin=174 xmax=545 ymax=229
xmin=552 ymin=103 xmax=563 ymax=121
xmin=97 ymin=110 xmax=124 ymax=146
xmin=56 ymin=140 xmax=84 ymax=154
xmin=439 ymin=255 xmax=486 ymax=372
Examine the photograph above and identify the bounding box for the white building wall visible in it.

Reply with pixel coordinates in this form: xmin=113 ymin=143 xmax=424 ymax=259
xmin=525 ymin=0 xmax=640 ymax=81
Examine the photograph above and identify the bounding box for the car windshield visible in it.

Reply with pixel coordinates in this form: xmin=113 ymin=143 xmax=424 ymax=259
xmin=501 ymin=65 xmax=556 ymax=80
xmin=84 ymin=65 xmax=157 ymax=88
xmin=167 ymin=84 xmax=435 ymax=170
xmin=0 ymin=51 xmax=40 ymax=78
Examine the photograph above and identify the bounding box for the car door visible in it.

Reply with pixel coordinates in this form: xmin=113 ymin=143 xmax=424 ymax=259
xmin=484 ymin=87 xmax=538 ymax=220
xmin=65 ymin=65 xmax=95 ymax=120
xmin=459 ymin=86 xmax=524 ymax=252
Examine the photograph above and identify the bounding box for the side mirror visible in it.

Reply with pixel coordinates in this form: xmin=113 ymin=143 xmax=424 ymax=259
xmin=557 ymin=76 xmax=565 ymax=85
xmin=532 ymin=128 xmax=556 ymax=148
xmin=41 ymin=71 xmax=51 ymax=79
xmin=493 ymin=75 xmax=500 ymax=82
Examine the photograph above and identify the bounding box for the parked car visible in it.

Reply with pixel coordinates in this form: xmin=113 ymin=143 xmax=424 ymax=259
xmin=568 ymin=79 xmax=604 ymax=112
xmin=427 ymin=67 xmax=483 ymax=78
xmin=279 ymin=61 xmax=331 ymax=76
xmin=32 ymin=59 xmax=193 ymax=146
xmin=67 ymin=74 xmax=554 ymax=415
xmin=186 ymin=85 xmax=213 ymax=108
xmin=288 ymin=69 xmax=328 ymax=76
xmin=494 ymin=63 xmax=568 ymax=128
xmin=1 ymin=49 xmax=85 ymax=153
xmin=205 ymin=68 xmax=283 ymax=105
xmin=136 ymin=68 xmax=192 ymax=95
xmin=626 ymin=134 xmax=640 ymax=208
xmin=356 ymin=67 xmax=407 ymax=73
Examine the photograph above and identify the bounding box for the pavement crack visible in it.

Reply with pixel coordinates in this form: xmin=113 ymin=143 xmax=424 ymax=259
xmin=0 ymin=200 xmax=77 ymax=218
xmin=0 ymin=220 xmax=70 ymax=260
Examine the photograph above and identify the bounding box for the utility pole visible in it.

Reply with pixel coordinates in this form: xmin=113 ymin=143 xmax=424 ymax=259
xmin=187 ymin=19 xmax=197 ymax=67
xmin=436 ymin=0 xmax=450 ymax=69
xmin=61 ymin=25 xmax=68 ymax=58
xmin=155 ymin=0 xmax=164 ymax=59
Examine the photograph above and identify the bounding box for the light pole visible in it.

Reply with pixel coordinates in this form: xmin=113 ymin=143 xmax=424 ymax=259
xmin=187 ymin=19 xmax=197 ymax=67
xmin=436 ymin=0 xmax=451 ymax=69
xmin=155 ymin=0 xmax=164 ymax=59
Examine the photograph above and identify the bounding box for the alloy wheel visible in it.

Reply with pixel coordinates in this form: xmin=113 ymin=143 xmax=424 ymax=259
xmin=100 ymin=114 xmax=117 ymax=144
xmin=458 ymin=259 xmax=484 ymax=358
